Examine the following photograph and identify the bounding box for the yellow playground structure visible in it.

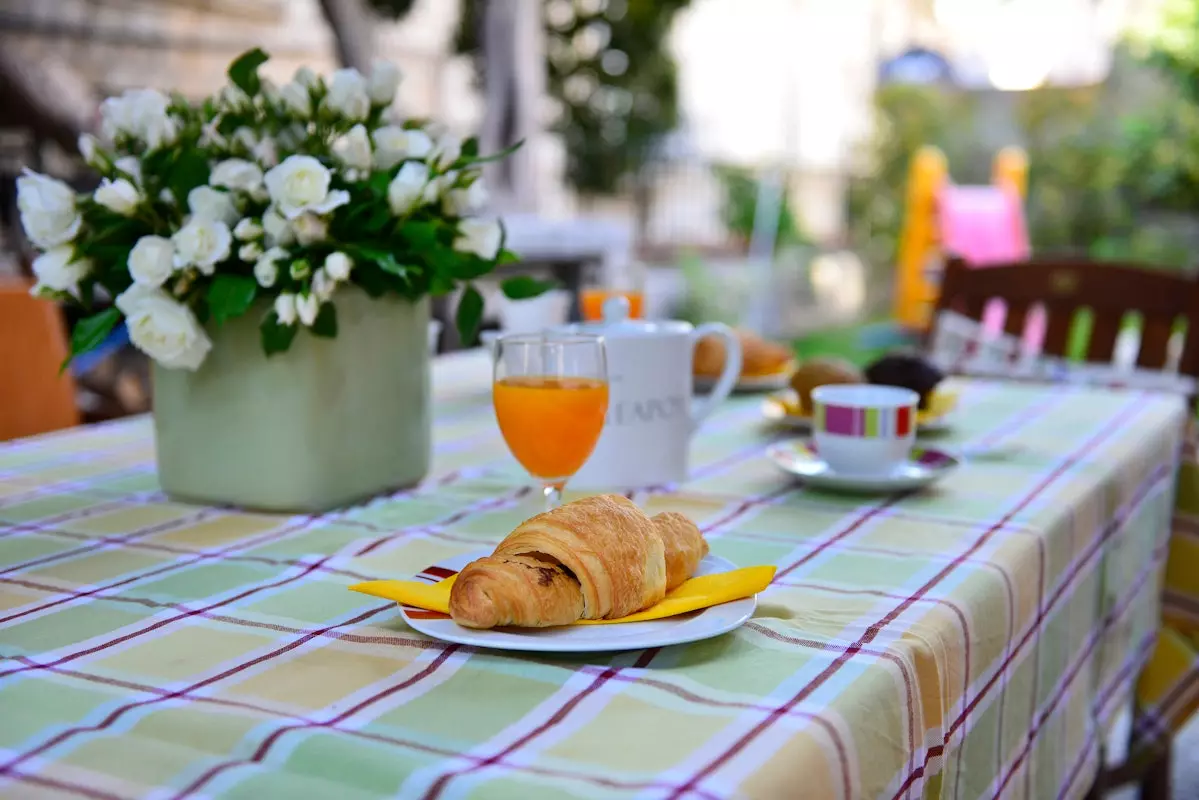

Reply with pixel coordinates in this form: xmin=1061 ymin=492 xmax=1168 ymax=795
xmin=893 ymin=145 xmax=1029 ymax=331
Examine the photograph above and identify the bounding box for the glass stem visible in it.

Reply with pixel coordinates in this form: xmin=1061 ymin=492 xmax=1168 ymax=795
xmin=543 ymin=481 xmax=564 ymax=511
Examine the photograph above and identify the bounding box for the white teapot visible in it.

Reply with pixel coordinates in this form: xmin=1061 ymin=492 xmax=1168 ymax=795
xmin=556 ymin=298 xmax=742 ymax=490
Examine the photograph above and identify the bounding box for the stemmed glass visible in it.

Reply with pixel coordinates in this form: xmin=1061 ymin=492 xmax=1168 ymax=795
xmin=492 ymin=333 xmax=609 ymax=510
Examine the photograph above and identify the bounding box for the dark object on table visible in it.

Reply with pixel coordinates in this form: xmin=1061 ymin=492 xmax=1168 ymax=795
xmin=864 ymin=351 xmax=944 ymax=410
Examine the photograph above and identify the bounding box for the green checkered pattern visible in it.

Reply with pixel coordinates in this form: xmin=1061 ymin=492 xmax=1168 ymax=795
xmin=0 ymin=353 xmax=1187 ymax=799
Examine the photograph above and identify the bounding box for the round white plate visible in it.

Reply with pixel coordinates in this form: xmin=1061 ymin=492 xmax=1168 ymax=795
xmin=400 ymin=552 xmax=757 ymax=653
xmin=761 ymin=390 xmax=957 ymax=433
xmin=766 ymin=440 xmax=961 ymax=493
xmin=695 ymin=365 xmax=795 ymax=395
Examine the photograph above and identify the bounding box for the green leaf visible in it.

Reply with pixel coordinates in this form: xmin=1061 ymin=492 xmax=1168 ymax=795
xmin=207 ymin=274 xmax=258 ymax=325
xmin=464 ymin=139 xmax=524 ymax=167
xmin=461 ymin=136 xmax=480 ymax=159
xmin=400 ymin=220 xmax=441 ymax=250
xmin=260 ymin=312 xmax=297 ymax=356
xmin=455 ymin=284 xmax=484 ymax=345
xmin=67 ymin=308 xmax=121 ymax=369
xmin=500 ymin=275 xmax=558 ymax=301
xmin=169 ymin=150 xmax=211 ymax=208
xmin=497 ymin=248 xmax=520 ymax=266
xmin=353 ymin=263 xmax=389 ymax=297
xmin=376 ymin=253 xmax=410 ymax=281
xmin=228 ymin=48 xmax=270 ymax=96
xmin=312 ymin=302 xmax=338 ymax=338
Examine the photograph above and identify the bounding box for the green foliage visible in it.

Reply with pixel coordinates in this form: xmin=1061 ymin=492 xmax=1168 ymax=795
xmin=453 ymin=0 xmax=693 ymax=194
xmin=207 ymin=275 xmax=258 ymax=325
xmin=455 ymin=283 xmax=485 ymax=346
xmin=312 ymin=302 xmax=338 ymax=338
xmin=68 ymin=308 xmax=121 ymax=366
xmin=260 ymin=312 xmax=297 ymax=356
xmin=227 ymin=48 xmax=270 ymax=97
xmin=715 ymin=166 xmax=808 ymax=252
xmin=500 ymin=275 xmax=558 ymax=300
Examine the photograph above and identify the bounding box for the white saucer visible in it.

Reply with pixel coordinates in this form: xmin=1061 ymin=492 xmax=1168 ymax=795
xmin=399 ymin=551 xmax=757 ymax=653
xmin=766 ymin=440 xmax=961 ymax=493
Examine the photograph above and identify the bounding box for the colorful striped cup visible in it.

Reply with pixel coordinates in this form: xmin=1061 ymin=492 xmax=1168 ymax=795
xmin=811 ymin=385 xmax=919 ymax=476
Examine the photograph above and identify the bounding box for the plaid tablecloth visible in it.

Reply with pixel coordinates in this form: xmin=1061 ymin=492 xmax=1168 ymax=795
xmin=0 ymin=353 xmax=1187 ymax=799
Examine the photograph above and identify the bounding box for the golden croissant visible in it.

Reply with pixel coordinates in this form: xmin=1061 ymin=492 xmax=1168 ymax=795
xmin=448 ymin=495 xmax=708 ymax=629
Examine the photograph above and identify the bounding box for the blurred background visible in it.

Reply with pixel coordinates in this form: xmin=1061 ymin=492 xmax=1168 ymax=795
xmin=3 ymin=0 xmax=1198 ymax=425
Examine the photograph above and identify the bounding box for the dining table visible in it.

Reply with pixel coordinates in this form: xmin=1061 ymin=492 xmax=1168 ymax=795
xmin=0 ymin=350 xmax=1188 ymax=800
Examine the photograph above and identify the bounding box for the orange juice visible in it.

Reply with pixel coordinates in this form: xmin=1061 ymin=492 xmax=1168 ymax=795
xmin=494 ymin=376 xmax=609 ymax=480
xmin=581 ymin=289 xmax=644 ymax=321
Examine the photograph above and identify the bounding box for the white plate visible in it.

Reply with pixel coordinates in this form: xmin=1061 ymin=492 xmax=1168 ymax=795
xmin=766 ymin=440 xmax=961 ymax=493
xmin=400 ymin=552 xmax=757 ymax=653
xmin=761 ymin=390 xmax=957 ymax=433
xmin=696 ymin=368 xmax=794 ymax=394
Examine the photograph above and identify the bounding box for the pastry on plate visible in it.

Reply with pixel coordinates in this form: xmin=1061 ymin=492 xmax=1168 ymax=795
xmin=448 ymin=495 xmax=708 ymax=629
xmin=695 ymin=329 xmax=794 ymax=379
xmin=864 ymin=351 xmax=945 ymax=411
xmin=788 ymin=357 xmax=864 ymax=413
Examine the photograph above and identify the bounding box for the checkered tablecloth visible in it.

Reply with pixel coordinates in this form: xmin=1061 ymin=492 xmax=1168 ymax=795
xmin=0 ymin=353 xmax=1188 ymax=799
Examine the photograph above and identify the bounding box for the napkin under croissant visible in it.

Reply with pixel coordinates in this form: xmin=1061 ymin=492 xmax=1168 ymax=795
xmin=449 ymin=495 xmax=708 ymax=629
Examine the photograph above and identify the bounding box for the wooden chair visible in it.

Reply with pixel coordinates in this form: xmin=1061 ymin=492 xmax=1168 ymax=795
xmin=0 ymin=279 xmax=79 ymax=441
xmin=932 ymin=256 xmax=1199 ymax=800
xmin=935 ymin=256 xmax=1199 ymax=386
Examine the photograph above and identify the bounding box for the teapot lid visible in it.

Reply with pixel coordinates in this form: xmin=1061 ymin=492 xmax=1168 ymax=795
xmin=562 ymin=295 xmax=690 ymax=338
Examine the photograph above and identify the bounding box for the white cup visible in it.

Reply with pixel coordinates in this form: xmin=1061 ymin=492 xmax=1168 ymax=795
xmin=811 ymin=384 xmax=919 ymax=476
xmin=496 ymin=289 xmax=571 ymax=334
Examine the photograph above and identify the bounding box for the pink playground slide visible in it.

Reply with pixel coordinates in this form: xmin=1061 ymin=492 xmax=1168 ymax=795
xmin=938 ymin=184 xmax=1044 ymax=352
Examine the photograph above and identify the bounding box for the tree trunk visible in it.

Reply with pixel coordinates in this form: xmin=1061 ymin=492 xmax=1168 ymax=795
xmin=317 ymin=0 xmax=376 ymax=72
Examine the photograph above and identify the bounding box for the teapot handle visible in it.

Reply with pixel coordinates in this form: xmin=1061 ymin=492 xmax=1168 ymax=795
xmin=690 ymin=322 xmax=742 ymax=433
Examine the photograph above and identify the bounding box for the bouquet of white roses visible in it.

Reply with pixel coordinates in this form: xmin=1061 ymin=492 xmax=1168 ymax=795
xmin=19 ymin=48 xmax=548 ymax=371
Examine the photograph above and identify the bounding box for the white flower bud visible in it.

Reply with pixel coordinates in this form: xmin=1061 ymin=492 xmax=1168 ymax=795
xmin=275 ymin=292 xmax=298 ymax=325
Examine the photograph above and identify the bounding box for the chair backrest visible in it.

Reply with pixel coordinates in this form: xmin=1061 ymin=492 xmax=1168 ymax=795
xmin=0 ymin=279 xmax=79 ymax=441
xmin=934 ymin=257 xmax=1199 ymax=377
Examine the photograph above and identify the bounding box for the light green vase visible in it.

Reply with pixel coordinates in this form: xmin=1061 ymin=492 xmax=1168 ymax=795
xmin=153 ymin=290 xmax=431 ymax=513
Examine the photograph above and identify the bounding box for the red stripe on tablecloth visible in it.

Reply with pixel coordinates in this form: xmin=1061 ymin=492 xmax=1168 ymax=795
xmin=422 ymin=648 xmax=662 ymax=800
xmin=666 ymin=394 xmax=1145 ymax=799
xmin=6 ymin=768 xmax=127 ymax=799
xmin=169 ymin=645 xmax=464 ymax=798
xmin=991 ymin=542 xmax=1167 ymax=799
xmin=0 ymin=604 xmax=391 ymax=777
xmin=889 ymin=459 xmax=1172 ymax=798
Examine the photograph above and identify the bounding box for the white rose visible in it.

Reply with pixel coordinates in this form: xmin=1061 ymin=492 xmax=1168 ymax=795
xmin=262 ymin=207 xmax=294 ymax=247
xmin=294 ymin=66 xmax=320 ymax=89
xmin=332 ymin=124 xmax=372 ymax=171
xmin=17 ymin=170 xmax=81 ymax=249
xmin=107 ymin=89 xmax=178 ymax=149
xmin=187 ymin=186 xmax=238 ymax=225
xmin=232 ymin=127 xmax=258 ymax=151
xmin=422 ymin=171 xmax=455 ymax=204
xmin=324 ymin=251 xmax=353 ymax=281
xmin=233 ymin=218 xmax=263 ymax=241
xmin=447 ymin=179 xmax=489 ymax=217
xmin=312 ymin=268 xmax=335 ymax=302
xmin=276 ymin=123 xmax=308 ymax=151
xmin=172 ymin=217 xmax=232 ymax=275
xmin=324 ymin=69 xmax=370 ymax=121
xmin=94 ymin=178 xmax=141 ymax=216
xmin=31 ymin=246 xmax=90 ymax=297
xmin=433 ymin=133 xmax=462 ymax=169
xmin=238 ymin=242 xmax=263 ymax=262
xmin=220 ymin=85 xmax=251 ymax=112
xmin=292 ymin=213 xmax=328 ymax=245
xmin=127 ymin=235 xmax=175 ymax=288
xmin=279 ymin=81 xmax=312 ymax=119
xmin=372 ymin=126 xmax=434 ymax=170
xmin=254 ymin=247 xmax=287 ymax=288
xmin=368 ymin=60 xmax=402 ymax=106
xmin=114 ymin=156 xmax=142 ymax=185
xmin=275 ymin=292 xmax=298 ymax=325
xmin=211 ymin=159 xmax=265 ymax=194
xmin=116 ymin=285 xmax=211 ymax=371
xmin=388 ymin=161 xmax=430 ymax=214
xmin=296 ymin=292 xmax=320 ymax=327
xmin=253 ymin=137 xmax=279 ymax=170
xmin=264 ymin=155 xmax=350 ymax=220
xmin=455 ymin=218 xmax=502 ymax=260
xmin=78 ymin=134 xmax=101 ymax=167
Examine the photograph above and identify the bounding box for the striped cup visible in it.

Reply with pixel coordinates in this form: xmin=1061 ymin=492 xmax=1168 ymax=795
xmin=811 ymin=384 xmax=919 ymax=476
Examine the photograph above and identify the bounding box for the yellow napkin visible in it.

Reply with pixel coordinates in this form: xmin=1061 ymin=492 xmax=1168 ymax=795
xmin=349 ymin=565 xmax=775 ymax=626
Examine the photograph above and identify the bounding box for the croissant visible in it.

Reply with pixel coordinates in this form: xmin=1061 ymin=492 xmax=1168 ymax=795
xmin=448 ymin=495 xmax=707 ymax=629
xmin=695 ymin=330 xmax=794 ymax=379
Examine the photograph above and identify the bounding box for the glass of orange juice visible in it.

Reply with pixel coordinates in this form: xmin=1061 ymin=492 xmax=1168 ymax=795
xmin=493 ymin=333 xmax=609 ymax=510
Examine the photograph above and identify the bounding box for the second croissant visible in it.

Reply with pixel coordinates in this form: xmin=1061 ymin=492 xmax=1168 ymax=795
xmin=448 ymin=495 xmax=708 ymax=629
